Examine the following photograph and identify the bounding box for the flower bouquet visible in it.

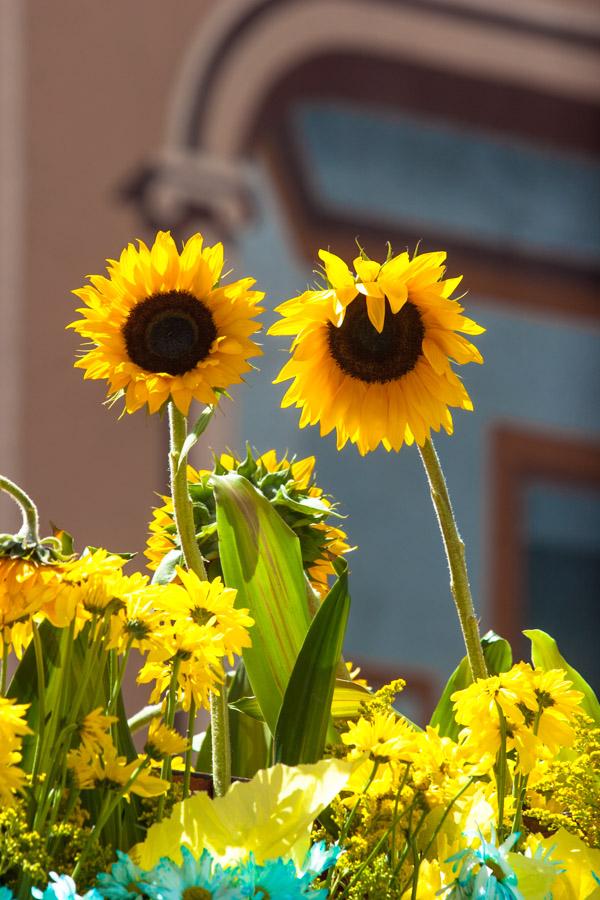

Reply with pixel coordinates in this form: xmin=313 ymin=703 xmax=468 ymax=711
xmin=1 ymin=232 xmax=598 ymax=899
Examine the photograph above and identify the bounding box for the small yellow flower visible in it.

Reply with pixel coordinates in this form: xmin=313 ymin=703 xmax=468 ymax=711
xmin=173 ymin=568 xmax=253 ymax=664
xmin=0 ymin=557 xmax=62 ymax=647
xmin=42 ymin=548 xmax=128 ymax=629
xmin=0 ymin=698 xmax=31 ymax=806
xmin=144 ymin=720 xmax=188 ymax=761
xmin=79 ymin=708 xmax=118 ymax=754
xmin=68 ymin=740 xmax=168 ymax=798
xmin=137 ymin=618 xmax=227 ymax=711
xmin=107 ymin=585 xmax=170 ymax=654
xmin=342 ymin=712 xmax=418 ymax=764
xmin=452 ymin=664 xmax=537 ymax=730
xmin=530 ymin=668 xmax=585 ymax=753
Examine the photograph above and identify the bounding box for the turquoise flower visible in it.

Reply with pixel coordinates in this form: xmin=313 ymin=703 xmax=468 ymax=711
xmin=32 ymin=874 xmax=101 ymax=900
xmin=236 ymin=854 xmax=327 ymax=899
xmin=140 ymin=847 xmax=243 ymax=900
xmin=96 ymin=851 xmax=145 ymax=899
xmin=300 ymin=842 xmax=343 ymax=880
xmin=443 ymin=831 xmax=524 ymax=899
xmin=0 ymin=886 xmax=14 ymax=900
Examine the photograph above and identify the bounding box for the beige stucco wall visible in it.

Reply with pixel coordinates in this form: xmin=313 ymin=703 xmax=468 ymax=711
xmin=1 ymin=1 xmax=213 ymax=556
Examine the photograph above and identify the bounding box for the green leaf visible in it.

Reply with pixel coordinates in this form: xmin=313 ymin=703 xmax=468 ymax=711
xmin=232 ymin=678 xmax=371 ymax=723
xmin=275 ymin=564 xmax=350 ymax=765
xmin=227 ymin=662 xmax=270 ymax=778
xmin=524 ymin=629 xmax=600 ymax=725
xmin=177 ymin=404 xmax=215 ymax=471
xmin=273 ymin=485 xmax=344 ymax=519
xmin=213 ymin=473 xmax=311 ymax=734
xmin=429 ymin=631 xmax=513 ymax=741
xmin=151 ymin=547 xmax=183 ymax=585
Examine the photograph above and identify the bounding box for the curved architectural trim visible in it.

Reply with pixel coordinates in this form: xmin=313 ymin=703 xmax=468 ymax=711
xmin=165 ymin=0 xmax=600 ymax=156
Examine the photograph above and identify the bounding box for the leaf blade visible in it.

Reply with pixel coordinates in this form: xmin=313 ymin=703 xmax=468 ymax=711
xmin=275 ymin=565 xmax=351 ymax=765
xmin=213 ymin=473 xmax=311 ymax=734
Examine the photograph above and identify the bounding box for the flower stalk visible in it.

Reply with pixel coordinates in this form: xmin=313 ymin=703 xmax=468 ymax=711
xmin=168 ymin=402 xmax=231 ymax=796
xmin=418 ymin=438 xmax=487 ymax=682
xmin=0 ymin=475 xmax=40 ymax=546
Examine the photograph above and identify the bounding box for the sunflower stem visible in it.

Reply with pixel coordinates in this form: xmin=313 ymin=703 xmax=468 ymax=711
xmin=418 ymin=438 xmax=487 ymax=682
xmin=167 ymin=402 xmax=231 ymax=797
xmin=0 ymin=475 xmax=40 ymax=546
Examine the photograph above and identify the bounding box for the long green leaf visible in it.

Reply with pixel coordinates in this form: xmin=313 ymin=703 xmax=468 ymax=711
xmin=213 ymin=473 xmax=311 ymax=734
xmin=232 ymin=678 xmax=371 ymax=722
xmin=429 ymin=631 xmax=513 ymax=740
xmin=524 ymin=629 xmax=600 ymax=725
xmin=275 ymin=565 xmax=351 ymax=765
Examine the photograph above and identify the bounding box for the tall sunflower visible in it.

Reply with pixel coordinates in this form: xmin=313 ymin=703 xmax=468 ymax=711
xmin=69 ymin=231 xmax=264 ymax=415
xmin=268 ymin=247 xmax=484 ymax=454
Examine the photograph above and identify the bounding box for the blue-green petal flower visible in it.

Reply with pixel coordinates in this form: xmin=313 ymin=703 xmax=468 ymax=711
xmin=96 ymin=851 xmax=145 ymax=900
xmin=140 ymin=847 xmax=243 ymax=900
xmin=235 ymin=854 xmax=328 ymax=899
xmin=443 ymin=831 xmax=524 ymax=899
xmin=300 ymin=842 xmax=343 ymax=880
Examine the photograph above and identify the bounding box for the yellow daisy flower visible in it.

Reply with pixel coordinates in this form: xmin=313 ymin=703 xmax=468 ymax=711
xmin=0 ymin=556 xmax=63 ymax=637
xmin=107 ymin=585 xmax=171 ymax=654
xmin=144 ymin=719 xmax=188 ymax=761
xmin=167 ymin=567 xmax=253 ymax=664
xmin=531 ymin=668 xmax=585 ymax=752
xmin=269 ymin=247 xmax=484 ymax=454
xmin=68 ymin=741 xmax=168 ymax=798
xmin=69 ymin=231 xmax=264 ymax=415
xmin=342 ymin=712 xmax=418 ymax=764
xmin=451 ymin=665 xmax=538 ymax=730
xmin=0 ymin=699 xmax=31 ymax=806
xmin=78 ymin=707 xmax=118 ymax=755
xmin=137 ymin=618 xmax=227 ymax=712
xmin=41 ymin=548 xmax=128 ymax=629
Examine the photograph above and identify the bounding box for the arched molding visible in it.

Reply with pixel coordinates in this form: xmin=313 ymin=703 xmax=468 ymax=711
xmin=124 ymin=0 xmax=600 ymax=316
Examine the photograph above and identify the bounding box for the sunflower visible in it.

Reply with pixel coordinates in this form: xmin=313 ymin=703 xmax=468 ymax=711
xmin=268 ymin=247 xmax=484 ymax=454
xmin=145 ymin=449 xmax=351 ymax=596
xmin=69 ymin=231 xmax=264 ymax=415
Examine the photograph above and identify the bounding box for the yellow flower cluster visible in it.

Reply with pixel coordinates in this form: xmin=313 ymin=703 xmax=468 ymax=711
xmin=0 ymin=698 xmax=31 ymax=806
xmin=137 ymin=568 xmax=253 ymax=710
xmin=451 ymin=662 xmax=586 ymax=773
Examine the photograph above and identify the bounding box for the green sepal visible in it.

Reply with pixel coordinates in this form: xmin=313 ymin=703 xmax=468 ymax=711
xmin=429 ymin=631 xmax=513 ymax=741
xmin=177 ymin=404 xmax=215 ymax=472
xmin=273 ymin=484 xmax=344 ymax=519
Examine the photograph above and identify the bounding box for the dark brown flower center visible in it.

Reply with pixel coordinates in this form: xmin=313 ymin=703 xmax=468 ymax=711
xmin=123 ymin=291 xmax=217 ymax=376
xmin=182 ymin=889 xmax=212 ymax=900
xmin=327 ymin=299 xmax=424 ymax=383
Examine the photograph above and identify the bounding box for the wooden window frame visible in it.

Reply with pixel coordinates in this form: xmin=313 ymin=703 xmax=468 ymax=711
xmin=490 ymin=424 xmax=600 ymax=650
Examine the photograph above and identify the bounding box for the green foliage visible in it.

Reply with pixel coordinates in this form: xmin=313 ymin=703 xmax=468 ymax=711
xmin=275 ymin=563 xmax=351 ymax=765
xmin=213 ymin=472 xmax=311 ymax=734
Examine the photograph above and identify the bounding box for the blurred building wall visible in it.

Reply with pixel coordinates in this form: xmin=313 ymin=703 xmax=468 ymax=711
xmin=0 ymin=0 xmax=215 ymax=553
